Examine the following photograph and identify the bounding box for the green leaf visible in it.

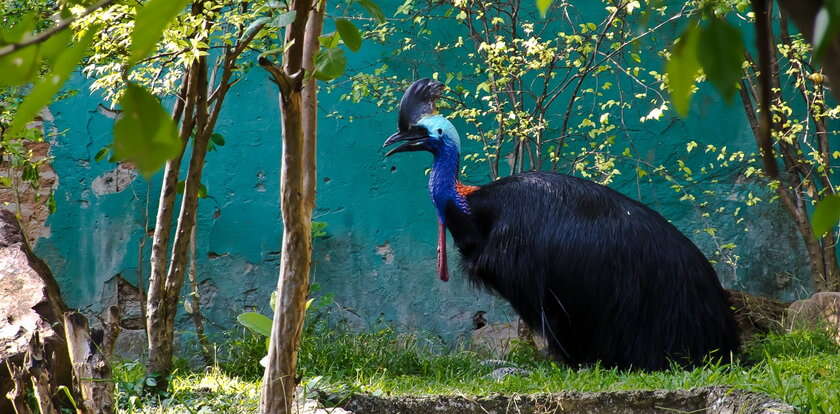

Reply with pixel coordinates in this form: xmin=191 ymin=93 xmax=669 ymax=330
xmin=39 ymin=28 xmax=73 ymax=66
xmin=667 ymin=23 xmax=700 ymax=117
xmin=271 ymin=11 xmax=297 ymax=28
xmin=697 ymin=18 xmax=744 ymax=102
xmin=0 ymin=46 xmax=39 ymax=86
xmin=175 ymin=180 xmax=185 ymax=194
xmin=112 ymin=83 xmax=183 ymax=177
xmin=314 ymin=47 xmax=346 ymax=80
xmin=319 ymin=32 xmax=341 ymax=49
xmin=536 ymin=0 xmax=552 ymax=18
xmin=812 ymin=195 xmax=840 ymax=238
xmin=0 ymin=17 xmax=73 ymax=86
xmin=210 ymin=133 xmax=225 ymax=146
xmin=8 ymin=27 xmax=97 ymax=135
xmin=197 ymin=183 xmax=208 ymax=198
xmin=356 ymin=0 xmax=385 ymax=23
xmin=237 ymin=312 xmax=273 ymax=337
xmin=48 ymin=193 xmax=56 ymax=214
xmin=128 ymin=0 xmax=191 ymax=66
xmin=0 ymin=13 xmax=35 ymax=44
xmin=94 ymin=147 xmax=110 ymax=162
xmin=335 ymin=18 xmax=362 ymax=52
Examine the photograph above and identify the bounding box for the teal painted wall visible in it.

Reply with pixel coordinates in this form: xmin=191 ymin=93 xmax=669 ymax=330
xmin=35 ymin=2 xmax=827 ymax=344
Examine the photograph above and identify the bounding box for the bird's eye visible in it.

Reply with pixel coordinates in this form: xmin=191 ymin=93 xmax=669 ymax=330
xmin=437 ymin=128 xmax=443 ymax=135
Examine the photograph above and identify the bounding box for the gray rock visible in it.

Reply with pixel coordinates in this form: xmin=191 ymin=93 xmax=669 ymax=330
xmin=342 ymin=386 xmax=796 ymax=414
xmin=0 ymin=210 xmax=72 ymax=413
xmin=787 ymin=292 xmax=840 ymax=345
xmin=487 ymin=367 xmax=531 ymax=381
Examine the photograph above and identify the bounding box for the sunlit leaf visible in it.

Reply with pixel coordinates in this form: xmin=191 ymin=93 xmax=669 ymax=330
xmin=0 ymin=46 xmax=40 ymax=86
xmin=812 ymin=195 xmax=840 ymax=238
xmin=667 ymin=23 xmax=700 ymax=117
xmin=697 ymin=17 xmax=744 ymax=102
xmin=271 ymin=11 xmax=297 ymax=28
xmin=8 ymin=27 xmax=97 ymax=135
xmin=356 ymin=0 xmax=385 ymax=23
xmin=39 ymin=28 xmax=73 ymax=66
xmin=0 ymin=13 xmax=35 ymax=44
xmin=237 ymin=312 xmax=272 ymax=337
xmin=335 ymin=18 xmax=362 ymax=52
xmin=319 ymin=32 xmax=340 ymax=49
xmin=128 ymin=0 xmax=191 ymax=66
xmin=314 ymin=47 xmax=346 ymax=80
xmin=536 ymin=0 xmax=552 ymax=18
xmin=241 ymin=16 xmax=272 ymax=41
xmin=112 ymin=83 xmax=183 ymax=177
xmin=197 ymin=183 xmax=208 ymax=198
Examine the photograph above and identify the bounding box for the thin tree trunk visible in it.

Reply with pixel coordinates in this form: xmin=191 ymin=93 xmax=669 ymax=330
xmin=259 ymin=0 xmax=318 ymax=410
xmin=152 ymin=52 xmax=212 ymax=380
xmin=302 ymin=3 xmax=324 ymax=207
xmin=144 ymin=1 xmax=266 ymax=380
xmin=146 ymin=65 xmax=197 ymax=377
xmin=188 ymin=226 xmax=213 ymax=365
xmin=744 ymin=1 xmax=840 ymax=291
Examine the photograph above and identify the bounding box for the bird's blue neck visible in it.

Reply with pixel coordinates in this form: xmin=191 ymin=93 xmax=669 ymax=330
xmin=429 ymin=140 xmax=469 ymax=223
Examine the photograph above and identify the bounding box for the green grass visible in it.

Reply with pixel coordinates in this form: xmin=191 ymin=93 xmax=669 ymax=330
xmin=114 ymin=321 xmax=840 ymax=413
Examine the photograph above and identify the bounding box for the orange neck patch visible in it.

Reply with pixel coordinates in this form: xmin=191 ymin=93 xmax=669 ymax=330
xmin=455 ymin=182 xmax=480 ymax=197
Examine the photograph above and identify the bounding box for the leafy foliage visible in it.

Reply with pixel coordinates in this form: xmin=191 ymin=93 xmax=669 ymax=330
xmin=335 ymin=18 xmax=361 ymax=52
xmin=667 ymin=23 xmax=701 ymax=117
xmin=127 ymin=0 xmax=191 ymax=66
xmin=813 ymin=195 xmax=840 ymax=238
xmin=696 ymin=17 xmax=744 ymax=102
xmin=236 ymin=312 xmax=272 ymax=337
xmin=112 ymin=83 xmax=182 ymax=176
xmin=667 ymin=14 xmax=745 ymax=117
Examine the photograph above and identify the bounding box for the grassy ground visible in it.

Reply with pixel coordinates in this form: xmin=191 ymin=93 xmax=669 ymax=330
xmin=114 ymin=320 xmax=840 ymax=413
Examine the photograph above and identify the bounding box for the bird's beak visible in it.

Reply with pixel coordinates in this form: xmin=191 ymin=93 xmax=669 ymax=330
xmin=383 ymin=126 xmax=430 ymax=157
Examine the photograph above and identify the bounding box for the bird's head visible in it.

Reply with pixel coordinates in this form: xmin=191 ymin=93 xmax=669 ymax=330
xmin=383 ymin=78 xmax=460 ymax=157
xmin=383 ymin=114 xmax=461 ymax=157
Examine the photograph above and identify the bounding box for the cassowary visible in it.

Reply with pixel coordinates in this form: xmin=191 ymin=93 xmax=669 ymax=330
xmin=382 ymin=79 xmax=739 ymax=371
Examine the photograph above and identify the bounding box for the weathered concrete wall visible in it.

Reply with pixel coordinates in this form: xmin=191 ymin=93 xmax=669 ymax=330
xmin=24 ymin=2 xmax=828 ymax=346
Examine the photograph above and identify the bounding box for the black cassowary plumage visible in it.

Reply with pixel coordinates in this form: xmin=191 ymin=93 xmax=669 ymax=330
xmin=383 ymin=79 xmax=740 ymax=371
xmin=445 ymin=172 xmax=739 ymax=370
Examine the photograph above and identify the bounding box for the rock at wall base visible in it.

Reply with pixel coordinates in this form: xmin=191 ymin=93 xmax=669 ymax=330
xmin=0 ymin=209 xmax=71 ymax=413
xmin=786 ymin=292 xmax=840 ymax=345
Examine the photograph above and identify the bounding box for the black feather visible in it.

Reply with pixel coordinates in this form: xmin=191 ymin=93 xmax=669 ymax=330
xmin=444 ymin=172 xmax=740 ymax=370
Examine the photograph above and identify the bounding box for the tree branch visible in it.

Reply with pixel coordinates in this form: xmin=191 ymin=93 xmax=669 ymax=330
xmin=0 ymin=0 xmax=117 ymax=58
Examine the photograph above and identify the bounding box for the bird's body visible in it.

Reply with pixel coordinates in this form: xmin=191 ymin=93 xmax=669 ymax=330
xmin=444 ymin=172 xmax=739 ymax=370
xmin=383 ymin=79 xmax=740 ymax=371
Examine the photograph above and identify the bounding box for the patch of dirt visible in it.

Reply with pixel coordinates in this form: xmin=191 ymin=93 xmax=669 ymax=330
xmin=338 ymin=386 xmax=795 ymax=414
